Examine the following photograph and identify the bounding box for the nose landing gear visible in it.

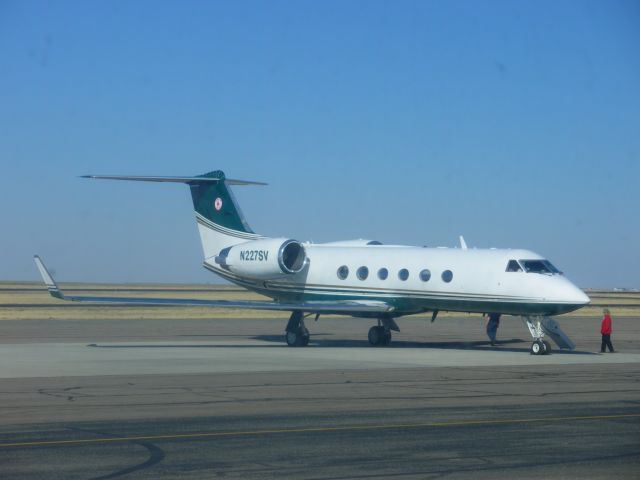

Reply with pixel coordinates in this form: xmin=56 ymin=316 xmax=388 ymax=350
xmin=530 ymin=339 xmax=552 ymax=355
xmin=524 ymin=317 xmax=551 ymax=355
xmin=523 ymin=316 xmax=568 ymax=355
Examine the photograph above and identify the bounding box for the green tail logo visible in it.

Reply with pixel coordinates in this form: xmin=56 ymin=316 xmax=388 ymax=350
xmin=189 ymin=170 xmax=255 ymax=234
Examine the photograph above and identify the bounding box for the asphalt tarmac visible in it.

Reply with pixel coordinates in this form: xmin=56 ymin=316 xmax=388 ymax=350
xmin=1 ymin=315 xmax=639 ymax=479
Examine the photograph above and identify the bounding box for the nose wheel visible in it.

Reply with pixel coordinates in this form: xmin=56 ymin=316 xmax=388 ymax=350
xmin=530 ymin=339 xmax=552 ymax=355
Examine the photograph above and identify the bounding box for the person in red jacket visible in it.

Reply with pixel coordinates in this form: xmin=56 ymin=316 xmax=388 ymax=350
xmin=600 ymin=308 xmax=615 ymax=353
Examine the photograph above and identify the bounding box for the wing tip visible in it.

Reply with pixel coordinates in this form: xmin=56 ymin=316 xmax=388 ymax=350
xmin=33 ymin=255 xmax=65 ymax=299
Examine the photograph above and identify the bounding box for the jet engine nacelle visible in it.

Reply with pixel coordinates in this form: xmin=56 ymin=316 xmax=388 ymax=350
xmin=215 ymin=238 xmax=309 ymax=278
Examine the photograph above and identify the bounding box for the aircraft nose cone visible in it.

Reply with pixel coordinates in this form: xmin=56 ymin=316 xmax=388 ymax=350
xmin=554 ymin=280 xmax=590 ymax=308
xmin=575 ymin=288 xmax=590 ymax=305
xmin=564 ymin=283 xmax=590 ymax=305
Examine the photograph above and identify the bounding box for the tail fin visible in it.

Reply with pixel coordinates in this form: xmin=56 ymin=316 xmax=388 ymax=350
xmin=82 ymin=171 xmax=266 ymax=260
xmin=189 ymin=170 xmax=256 ymax=234
xmin=189 ymin=171 xmax=265 ymax=259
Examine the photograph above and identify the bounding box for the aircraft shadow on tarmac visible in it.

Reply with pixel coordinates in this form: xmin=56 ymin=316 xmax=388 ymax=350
xmin=255 ymin=335 xmax=532 ymax=351
xmin=88 ymin=337 xmax=597 ymax=355
xmin=253 ymin=335 xmax=594 ymax=354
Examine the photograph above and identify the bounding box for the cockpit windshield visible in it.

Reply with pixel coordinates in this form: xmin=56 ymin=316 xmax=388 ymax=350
xmin=520 ymin=259 xmax=561 ymax=274
xmin=506 ymin=260 xmax=523 ymax=272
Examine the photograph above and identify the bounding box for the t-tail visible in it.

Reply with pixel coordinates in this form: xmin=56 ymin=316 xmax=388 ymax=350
xmin=81 ymin=170 xmax=266 ymax=261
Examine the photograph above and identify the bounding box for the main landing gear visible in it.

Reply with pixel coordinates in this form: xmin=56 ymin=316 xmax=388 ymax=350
xmin=368 ymin=317 xmax=400 ymax=346
xmin=368 ymin=326 xmax=391 ymax=346
xmin=285 ymin=311 xmax=310 ymax=347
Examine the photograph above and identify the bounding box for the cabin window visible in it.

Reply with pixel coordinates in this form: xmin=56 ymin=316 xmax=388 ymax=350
xmin=419 ymin=269 xmax=431 ymax=282
xmin=441 ymin=270 xmax=453 ymax=283
xmin=378 ymin=268 xmax=388 ymax=280
xmin=398 ymin=269 xmax=409 ymax=281
xmin=337 ymin=265 xmax=349 ymax=280
xmin=357 ymin=266 xmax=369 ymax=281
xmin=506 ymin=260 xmax=523 ymax=272
xmin=521 ymin=260 xmax=561 ymax=274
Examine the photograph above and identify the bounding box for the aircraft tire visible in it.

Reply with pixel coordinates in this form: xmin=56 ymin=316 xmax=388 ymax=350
xmin=530 ymin=341 xmax=543 ymax=355
xmin=368 ymin=326 xmax=382 ymax=346
xmin=286 ymin=330 xmax=298 ymax=346
xmin=543 ymin=340 xmax=551 ymax=355
xmin=286 ymin=329 xmax=308 ymax=347
xmin=301 ymin=328 xmax=311 ymax=347
xmin=368 ymin=326 xmax=390 ymax=346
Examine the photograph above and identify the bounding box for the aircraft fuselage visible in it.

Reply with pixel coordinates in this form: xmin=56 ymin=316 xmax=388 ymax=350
xmin=205 ymin=244 xmax=589 ymax=318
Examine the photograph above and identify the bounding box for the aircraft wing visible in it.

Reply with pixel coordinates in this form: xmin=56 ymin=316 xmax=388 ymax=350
xmin=34 ymin=256 xmax=393 ymax=315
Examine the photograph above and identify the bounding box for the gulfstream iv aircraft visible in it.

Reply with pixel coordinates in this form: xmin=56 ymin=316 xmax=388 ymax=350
xmin=35 ymin=170 xmax=590 ymax=355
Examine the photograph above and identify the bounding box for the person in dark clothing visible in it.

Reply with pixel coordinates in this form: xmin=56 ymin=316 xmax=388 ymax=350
xmin=600 ymin=308 xmax=615 ymax=353
xmin=485 ymin=313 xmax=501 ymax=346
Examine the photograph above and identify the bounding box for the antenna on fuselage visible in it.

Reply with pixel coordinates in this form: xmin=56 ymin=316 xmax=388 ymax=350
xmin=459 ymin=235 xmax=468 ymax=250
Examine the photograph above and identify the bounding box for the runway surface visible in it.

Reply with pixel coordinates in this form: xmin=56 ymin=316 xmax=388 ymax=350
xmin=1 ymin=315 xmax=639 ymax=479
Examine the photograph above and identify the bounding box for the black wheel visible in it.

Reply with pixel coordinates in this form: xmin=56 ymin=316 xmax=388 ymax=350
xmin=531 ymin=340 xmax=543 ymax=355
xmin=543 ymin=340 xmax=551 ymax=355
xmin=286 ymin=328 xmax=309 ymax=347
xmin=300 ymin=328 xmax=311 ymax=347
xmin=368 ymin=326 xmax=381 ymax=345
xmin=286 ymin=330 xmax=300 ymax=347
xmin=368 ymin=326 xmax=390 ymax=346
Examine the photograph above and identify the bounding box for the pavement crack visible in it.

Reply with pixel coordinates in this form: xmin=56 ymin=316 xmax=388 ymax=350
xmin=37 ymin=386 xmax=88 ymax=402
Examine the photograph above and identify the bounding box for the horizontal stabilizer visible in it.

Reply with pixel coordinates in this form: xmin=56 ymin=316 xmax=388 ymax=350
xmin=81 ymin=175 xmax=267 ymax=186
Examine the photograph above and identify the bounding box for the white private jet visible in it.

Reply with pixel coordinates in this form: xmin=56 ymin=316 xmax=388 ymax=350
xmin=34 ymin=170 xmax=590 ymax=355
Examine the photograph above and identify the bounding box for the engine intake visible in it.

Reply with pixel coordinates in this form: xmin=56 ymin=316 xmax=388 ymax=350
xmin=278 ymin=239 xmax=307 ymax=273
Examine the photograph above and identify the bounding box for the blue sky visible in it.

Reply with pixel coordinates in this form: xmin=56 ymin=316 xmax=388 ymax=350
xmin=1 ymin=0 xmax=638 ymax=288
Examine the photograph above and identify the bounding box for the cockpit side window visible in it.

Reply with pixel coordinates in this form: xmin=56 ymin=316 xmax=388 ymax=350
xmin=543 ymin=260 xmax=561 ymax=274
xmin=506 ymin=260 xmax=523 ymax=272
xmin=522 ymin=260 xmax=550 ymax=273
xmin=521 ymin=259 xmax=561 ymax=274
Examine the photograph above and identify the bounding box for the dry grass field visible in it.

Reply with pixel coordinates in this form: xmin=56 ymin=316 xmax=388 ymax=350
xmin=1 ymin=281 xmax=637 ymax=321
